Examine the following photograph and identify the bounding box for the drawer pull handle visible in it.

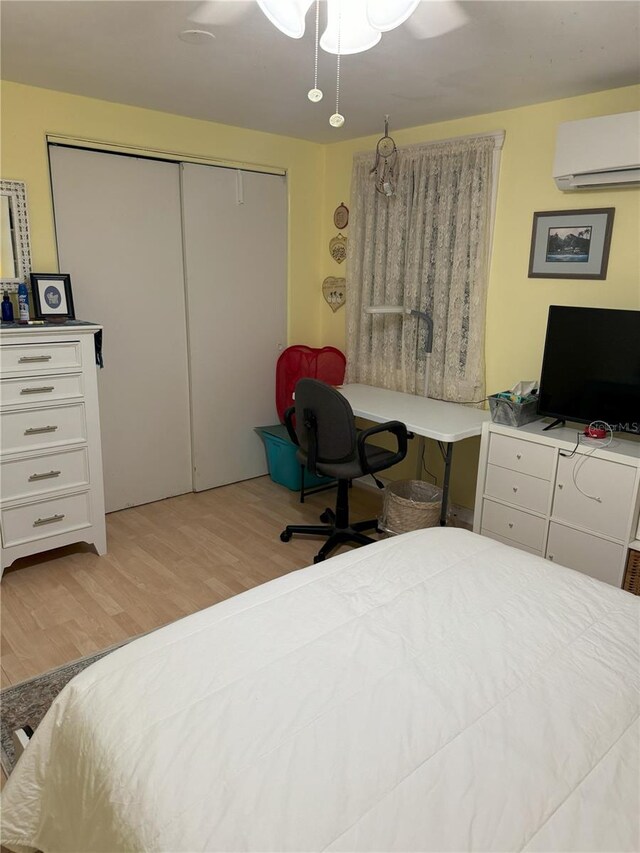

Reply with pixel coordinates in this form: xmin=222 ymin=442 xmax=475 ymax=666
xmin=508 ymin=522 xmax=514 ymax=528
xmin=512 ymin=486 xmax=518 ymax=493
xmin=28 ymin=470 xmax=61 ymax=482
xmin=516 ymin=453 xmax=522 ymax=460
xmin=33 ymin=513 xmax=65 ymax=527
xmin=20 ymin=386 xmax=55 ymax=395
xmin=18 ymin=355 xmax=52 ymax=363
xmin=558 ymin=483 xmax=564 ymax=490
xmin=25 ymin=425 xmax=58 ymax=435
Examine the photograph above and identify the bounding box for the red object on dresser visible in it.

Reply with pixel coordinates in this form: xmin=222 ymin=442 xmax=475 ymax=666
xmin=275 ymin=345 xmax=346 ymax=424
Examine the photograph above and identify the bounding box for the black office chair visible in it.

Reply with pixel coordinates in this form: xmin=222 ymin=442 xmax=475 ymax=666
xmin=280 ymin=378 xmax=408 ymax=563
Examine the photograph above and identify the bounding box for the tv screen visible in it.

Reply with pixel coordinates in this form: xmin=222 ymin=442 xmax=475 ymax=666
xmin=538 ymin=306 xmax=640 ymax=434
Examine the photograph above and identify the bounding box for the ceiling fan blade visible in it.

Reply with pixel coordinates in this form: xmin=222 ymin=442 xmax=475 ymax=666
xmin=188 ymin=0 xmax=253 ymax=27
xmin=405 ymin=0 xmax=469 ymax=39
xmin=367 ymin=0 xmax=420 ymax=32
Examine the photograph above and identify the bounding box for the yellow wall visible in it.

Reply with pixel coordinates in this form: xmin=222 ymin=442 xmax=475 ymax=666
xmin=320 ymin=85 xmax=640 ymax=367
xmin=2 ymin=80 xmax=639 ymax=510
xmin=0 ymin=81 xmax=325 ymax=344
xmin=319 ymin=85 xmax=640 ymax=508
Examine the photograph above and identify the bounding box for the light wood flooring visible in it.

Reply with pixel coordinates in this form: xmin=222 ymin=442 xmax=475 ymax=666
xmin=1 ymin=477 xmax=384 ymax=688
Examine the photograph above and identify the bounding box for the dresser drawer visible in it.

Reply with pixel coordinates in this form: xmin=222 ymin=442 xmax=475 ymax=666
xmin=546 ymin=522 xmax=625 ymax=587
xmin=1 ymin=404 xmax=87 ymax=455
xmin=1 ymin=491 xmax=91 ymax=548
xmin=0 ymin=342 xmax=81 ymax=377
xmin=0 ymin=373 xmax=84 ymax=407
xmin=479 ymin=528 xmax=543 ymax=556
xmin=553 ymin=454 xmax=637 ymax=542
xmin=484 ymin=464 xmax=551 ymax=514
xmin=1 ymin=447 xmax=89 ymax=503
xmin=488 ymin=433 xmax=555 ymax=480
xmin=481 ymin=498 xmax=546 ymax=551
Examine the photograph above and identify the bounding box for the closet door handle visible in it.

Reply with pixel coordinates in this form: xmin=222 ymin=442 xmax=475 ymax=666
xmin=18 ymin=355 xmax=52 ymax=363
xmin=33 ymin=513 xmax=65 ymax=527
xmin=21 ymin=386 xmax=55 ymax=395
xmin=28 ymin=470 xmax=61 ymax=482
xmin=25 ymin=425 xmax=58 ymax=435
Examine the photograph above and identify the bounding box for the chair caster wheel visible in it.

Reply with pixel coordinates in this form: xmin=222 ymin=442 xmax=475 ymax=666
xmin=313 ymin=555 xmax=325 ymax=564
xmin=280 ymin=531 xmax=292 ymax=542
xmin=319 ymin=510 xmax=331 ymax=523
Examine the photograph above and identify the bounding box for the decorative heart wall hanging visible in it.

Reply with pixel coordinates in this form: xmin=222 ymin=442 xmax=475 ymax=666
xmin=329 ymin=233 xmax=347 ymax=264
xmin=322 ymin=277 xmax=346 ymax=312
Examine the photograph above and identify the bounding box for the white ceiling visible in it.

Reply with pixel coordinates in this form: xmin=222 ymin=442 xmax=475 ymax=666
xmin=1 ymin=0 xmax=639 ymax=143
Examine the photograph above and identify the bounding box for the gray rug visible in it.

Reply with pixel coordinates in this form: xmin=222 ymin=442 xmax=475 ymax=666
xmin=1 ymin=642 xmax=127 ymax=776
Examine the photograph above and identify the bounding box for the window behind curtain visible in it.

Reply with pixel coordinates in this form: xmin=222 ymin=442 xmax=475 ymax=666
xmin=345 ymin=134 xmax=500 ymax=403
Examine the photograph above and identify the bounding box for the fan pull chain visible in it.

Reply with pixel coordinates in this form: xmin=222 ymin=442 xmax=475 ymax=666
xmin=330 ymin=0 xmax=345 ymax=127
xmin=307 ymin=0 xmax=323 ymax=103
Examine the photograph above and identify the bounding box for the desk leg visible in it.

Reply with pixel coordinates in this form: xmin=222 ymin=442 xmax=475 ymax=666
xmin=440 ymin=442 xmax=453 ymax=526
xmin=415 ymin=435 xmax=425 ymax=479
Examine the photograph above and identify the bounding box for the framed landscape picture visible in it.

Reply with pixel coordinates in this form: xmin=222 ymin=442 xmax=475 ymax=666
xmin=528 ymin=208 xmax=615 ymax=280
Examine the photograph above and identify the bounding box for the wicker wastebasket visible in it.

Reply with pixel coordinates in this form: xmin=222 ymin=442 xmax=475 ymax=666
xmin=379 ymin=480 xmax=442 ymax=535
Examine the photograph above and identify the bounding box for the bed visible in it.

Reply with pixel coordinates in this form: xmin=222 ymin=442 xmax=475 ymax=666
xmin=1 ymin=528 xmax=638 ymax=852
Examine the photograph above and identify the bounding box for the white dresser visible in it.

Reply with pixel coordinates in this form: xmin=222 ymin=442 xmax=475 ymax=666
xmin=474 ymin=421 xmax=640 ymax=587
xmin=1 ymin=324 xmax=106 ymax=576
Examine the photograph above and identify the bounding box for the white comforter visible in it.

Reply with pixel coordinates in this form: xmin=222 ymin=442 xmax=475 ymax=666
xmin=1 ymin=528 xmax=639 ymax=852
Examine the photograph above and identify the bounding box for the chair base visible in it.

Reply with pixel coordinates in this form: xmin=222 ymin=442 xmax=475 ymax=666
xmin=280 ymin=507 xmax=379 ymax=563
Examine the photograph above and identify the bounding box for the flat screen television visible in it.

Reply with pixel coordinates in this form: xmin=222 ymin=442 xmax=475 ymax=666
xmin=538 ymin=306 xmax=640 ymax=434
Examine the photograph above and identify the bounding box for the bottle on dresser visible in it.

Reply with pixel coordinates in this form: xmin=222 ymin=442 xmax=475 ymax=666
xmin=17 ymin=282 xmax=29 ymax=322
xmin=2 ymin=290 xmax=14 ymax=322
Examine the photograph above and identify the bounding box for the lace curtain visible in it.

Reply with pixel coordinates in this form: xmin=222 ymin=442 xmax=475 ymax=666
xmin=345 ymin=135 xmax=495 ymax=403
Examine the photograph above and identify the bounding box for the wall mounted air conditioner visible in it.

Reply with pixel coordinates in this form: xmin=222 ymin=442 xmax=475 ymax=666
xmin=553 ymin=111 xmax=640 ymax=190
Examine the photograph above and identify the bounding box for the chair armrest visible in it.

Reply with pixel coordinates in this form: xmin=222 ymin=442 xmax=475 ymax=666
xmin=357 ymin=421 xmax=408 ymax=473
xmin=283 ymin=406 xmax=299 ymax=446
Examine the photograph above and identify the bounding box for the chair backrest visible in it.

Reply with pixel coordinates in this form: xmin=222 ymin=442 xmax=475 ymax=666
xmin=276 ymin=345 xmax=346 ymax=423
xmin=294 ymin=378 xmax=356 ymax=464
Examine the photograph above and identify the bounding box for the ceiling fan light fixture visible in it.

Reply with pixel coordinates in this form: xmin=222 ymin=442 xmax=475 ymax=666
xmin=257 ymin=0 xmax=313 ymax=39
xmin=320 ymin=0 xmax=381 ymax=55
xmin=366 ymin=0 xmax=421 ymax=32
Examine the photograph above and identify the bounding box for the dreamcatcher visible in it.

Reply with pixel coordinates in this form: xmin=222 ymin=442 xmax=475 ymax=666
xmin=371 ymin=115 xmax=398 ymax=196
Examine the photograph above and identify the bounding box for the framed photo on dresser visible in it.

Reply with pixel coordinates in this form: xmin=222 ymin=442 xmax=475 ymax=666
xmin=30 ymin=273 xmax=75 ymax=320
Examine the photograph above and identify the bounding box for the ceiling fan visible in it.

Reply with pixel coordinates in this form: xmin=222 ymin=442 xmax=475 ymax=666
xmin=186 ymin=0 xmax=469 ymax=129
xmin=187 ymin=0 xmax=469 ymax=55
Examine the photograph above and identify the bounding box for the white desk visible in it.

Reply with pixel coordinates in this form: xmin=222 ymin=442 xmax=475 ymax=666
xmin=339 ymin=384 xmax=490 ymax=525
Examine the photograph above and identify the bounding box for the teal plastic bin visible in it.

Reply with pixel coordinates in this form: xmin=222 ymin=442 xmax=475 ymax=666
xmin=256 ymin=424 xmax=334 ymax=491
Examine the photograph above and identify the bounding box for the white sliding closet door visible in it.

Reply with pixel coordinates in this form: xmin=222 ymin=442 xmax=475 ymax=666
xmin=50 ymin=146 xmax=192 ymax=512
xmin=181 ymin=164 xmax=287 ymax=491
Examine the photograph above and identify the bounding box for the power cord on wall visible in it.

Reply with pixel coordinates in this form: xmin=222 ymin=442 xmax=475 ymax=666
xmin=420 ymin=443 xmax=438 ymax=484
xmin=558 ymin=420 xmax=614 ymax=503
xmin=416 ymin=399 xmax=487 ymax=485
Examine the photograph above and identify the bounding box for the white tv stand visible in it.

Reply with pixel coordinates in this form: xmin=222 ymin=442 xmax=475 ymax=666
xmin=473 ymin=420 xmax=640 ymax=588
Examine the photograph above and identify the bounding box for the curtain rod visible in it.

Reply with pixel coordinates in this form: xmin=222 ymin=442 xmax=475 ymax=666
xmin=433 ymin=130 xmax=505 ymax=149
xmin=356 ymin=129 xmax=505 ymax=159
